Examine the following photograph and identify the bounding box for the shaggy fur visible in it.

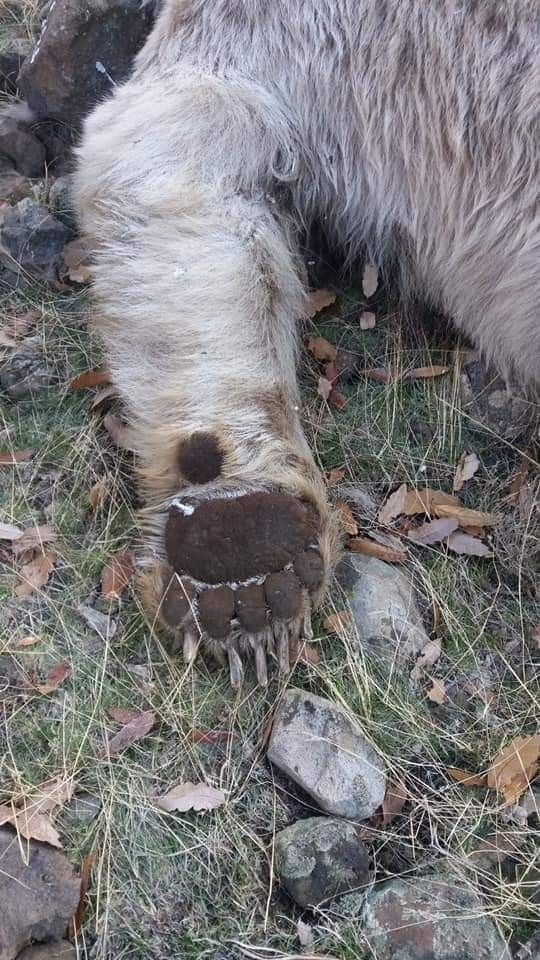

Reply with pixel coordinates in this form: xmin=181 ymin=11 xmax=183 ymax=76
xmin=72 ymin=0 xmax=539 ymax=672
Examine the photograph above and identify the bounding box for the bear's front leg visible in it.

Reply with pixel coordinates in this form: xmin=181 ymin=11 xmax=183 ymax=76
xmin=74 ymin=83 xmax=338 ymax=684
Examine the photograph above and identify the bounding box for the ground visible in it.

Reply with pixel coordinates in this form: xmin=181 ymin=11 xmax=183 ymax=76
xmin=1 ymin=4 xmax=539 ymax=959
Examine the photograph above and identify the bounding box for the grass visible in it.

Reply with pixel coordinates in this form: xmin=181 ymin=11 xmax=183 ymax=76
xmin=1 ymin=262 xmax=538 ymax=959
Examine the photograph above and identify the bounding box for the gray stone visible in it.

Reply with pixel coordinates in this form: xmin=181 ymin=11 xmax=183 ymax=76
xmin=47 ymin=177 xmax=76 ymax=229
xmin=362 ymin=876 xmax=512 ymax=960
xmin=275 ymin=816 xmax=372 ymax=908
xmin=0 ymin=199 xmax=69 ymax=280
xmin=268 ymin=688 xmax=385 ymax=820
xmin=338 ymin=554 xmax=429 ymax=670
xmin=0 ymin=114 xmax=46 ymax=178
xmin=16 ymin=943 xmax=76 ymax=960
xmin=65 ymin=792 xmax=101 ymax=825
xmin=0 ymin=341 xmax=57 ymax=399
xmin=18 ymin=0 xmax=154 ymax=127
xmin=0 ymin=826 xmax=80 ymax=960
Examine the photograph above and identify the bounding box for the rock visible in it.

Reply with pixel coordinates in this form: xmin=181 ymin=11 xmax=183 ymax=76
xmin=362 ymin=876 xmax=511 ymax=960
xmin=0 ymin=199 xmax=70 ymax=281
xmin=0 ymin=109 xmax=46 ymax=178
xmin=64 ymin=792 xmax=101 ymax=825
xmin=268 ymin=688 xmax=385 ymax=820
xmin=18 ymin=0 xmax=154 ymax=127
xmin=0 ymin=340 xmax=57 ymax=399
xmin=47 ymin=177 xmax=75 ymax=229
xmin=0 ymin=159 xmax=28 ymax=202
xmin=0 ymin=826 xmax=80 ymax=960
xmin=0 ymin=49 xmax=26 ymax=95
xmin=460 ymin=357 xmax=535 ymax=441
xmin=274 ymin=816 xmax=371 ymax=908
xmin=16 ymin=943 xmax=76 ymax=960
xmin=337 ymin=554 xmax=429 ymax=670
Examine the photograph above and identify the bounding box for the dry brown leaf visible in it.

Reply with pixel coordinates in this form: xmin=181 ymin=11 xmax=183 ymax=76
xmin=323 ymin=610 xmax=351 ymax=636
xmin=0 ymin=775 xmax=75 ymax=848
xmin=348 ymin=537 xmax=407 ymax=562
xmin=0 ymin=448 xmax=34 ymax=465
xmin=329 ymin=388 xmax=347 ymax=410
xmin=407 ymin=517 xmax=458 ymax=546
xmin=410 ymin=638 xmax=441 ymax=681
xmin=336 ymin=499 xmax=358 ymax=535
xmin=403 ymin=364 xmax=450 ymax=380
xmin=305 ymin=288 xmax=337 ymax=317
xmin=89 ymin=478 xmax=107 ymax=511
xmin=447 ymin=767 xmax=488 ymax=787
xmin=35 ymin=661 xmax=71 ymax=694
xmin=290 ymin=641 xmax=321 ymax=666
xmin=188 ymin=728 xmax=236 ymax=744
xmin=327 ymin=466 xmax=346 ymax=486
xmin=155 ymin=781 xmax=225 ymax=813
xmin=453 ymin=452 xmax=480 ymax=492
xmin=317 ymin=376 xmax=332 ymax=400
xmin=427 ymin=678 xmax=446 ymax=704
xmin=15 ymin=550 xmax=56 ymax=597
xmin=362 ymin=263 xmax=379 ymax=298
xmin=101 ymin=549 xmax=134 ymax=599
xmin=359 ymin=310 xmax=376 ymax=330
xmin=103 ymin=413 xmax=135 ymax=450
xmin=446 ymin=531 xmax=493 ymax=558
xmin=69 ymin=850 xmax=96 ymax=938
xmin=364 ymin=366 xmax=396 ymax=384
xmin=108 ymin=706 xmax=144 ymax=724
xmin=403 ymin=487 xmax=460 ymax=516
xmin=307 ymin=336 xmax=337 ymax=362
xmin=487 ymin=735 xmax=540 ymax=804
xmin=435 ymin=502 xmax=498 ymax=527
xmin=16 ymin=634 xmax=41 ymax=647
xmin=69 ymin=367 xmax=110 ymax=390
xmin=0 ymin=522 xmax=23 ymax=540
xmin=12 ymin=523 xmax=58 ymax=555
xmin=460 ymin=524 xmax=485 ymax=537
xmin=0 ymin=804 xmax=62 ymax=847
xmin=382 ymin=779 xmax=408 ymax=825
xmin=378 ymin=483 xmax=408 ymax=525
xmin=103 ymin=709 xmax=155 ymax=757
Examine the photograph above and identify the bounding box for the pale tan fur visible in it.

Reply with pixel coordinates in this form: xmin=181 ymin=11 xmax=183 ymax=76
xmin=71 ymin=0 xmax=539 ymax=623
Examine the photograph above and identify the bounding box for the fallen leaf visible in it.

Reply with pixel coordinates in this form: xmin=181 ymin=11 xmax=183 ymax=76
xmin=410 ymin=638 xmax=441 ymax=681
xmin=0 ymin=448 xmax=33 ymax=465
xmin=362 ymin=263 xmax=378 ymax=298
xmin=378 ymin=483 xmax=408 ymax=525
xmin=329 ymin=388 xmax=347 ymax=409
xmin=460 ymin=524 xmax=485 ymax=538
xmin=407 ymin=517 xmax=458 ymax=546
xmin=305 ymin=288 xmax=336 ymax=317
xmin=446 ymin=531 xmax=493 ymax=557
xmin=108 ymin=706 xmax=144 ymax=724
xmin=324 ymin=359 xmax=339 ymax=382
xmin=307 ymin=336 xmax=337 ymax=362
xmin=317 ymin=376 xmax=332 ymax=400
xmin=290 ymin=641 xmax=321 ymax=666
xmin=101 ymin=550 xmax=134 ymax=599
xmin=403 ymin=365 xmax=450 ymax=380
xmin=0 ymin=522 xmax=23 ymax=540
xmin=364 ymin=366 xmax=396 ymax=384
xmin=359 ymin=310 xmax=376 ymax=330
xmin=69 ymin=850 xmax=96 ymax=938
xmin=382 ymin=779 xmax=408 ymax=825
xmin=15 ymin=550 xmax=56 ymax=597
xmin=35 ymin=661 xmax=71 ymax=694
xmin=188 ymin=729 xmax=236 ymax=744
xmin=0 ymin=775 xmax=75 ymax=847
xmin=88 ymin=478 xmax=107 ymax=511
xmin=11 ymin=523 xmax=58 ymax=555
xmin=336 ymin=499 xmax=358 ymax=535
xmin=453 ymin=452 xmax=480 ymax=492
xmin=323 ymin=610 xmax=351 ymax=636
xmin=16 ymin=634 xmax=41 ymax=647
xmin=155 ymin=781 xmax=225 ymax=813
xmin=327 ymin=467 xmax=346 ymax=486
xmin=403 ymin=488 xmax=460 ymax=516
xmin=102 ymin=710 xmax=155 ymax=757
xmin=487 ymin=735 xmax=540 ymax=804
xmin=507 ymin=458 xmax=529 ymax=506
xmin=69 ymin=367 xmax=110 ymax=390
xmin=435 ymin=502 xmax=498 ymax=527
xmin=103 ymin=413 xmax=135 ymax=450
xmin=447 ymin=767 xmax=488 ymax=787
xmin=427 ymin=678 xmax=446 ymax=704
xmin=348 ymin=537 xmax=407 ymax=562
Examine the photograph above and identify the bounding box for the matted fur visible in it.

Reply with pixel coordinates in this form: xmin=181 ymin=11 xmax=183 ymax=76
xmin=72 ymin=0 xmax=539 ymax=640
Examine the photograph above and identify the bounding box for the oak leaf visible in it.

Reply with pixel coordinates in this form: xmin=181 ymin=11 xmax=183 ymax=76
xmin=487 ymin=735 xmax=540 ymax=804
xmin=453 ymin=452 xmax=480 ymax=492
xmin=102 ymin=710 xmax=155 ymax=757
xmin=446 ymin=531 xmax=493 ymax=558
xmin=377 ymin=483 xmax=408 ymax=524
xmin=156 ymin=781 xmax=225 ymax=813
xmin=101 ymin=550 xmax=134 ymax=599
xmin=407 ymin=517 xmax=458 ymax=546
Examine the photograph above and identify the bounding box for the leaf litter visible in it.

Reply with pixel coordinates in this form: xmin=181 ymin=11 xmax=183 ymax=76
xmin=0 ymin=775 xmax=75 ymax=847
xmin=156 ymin=781 xmax=225 ymax=813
